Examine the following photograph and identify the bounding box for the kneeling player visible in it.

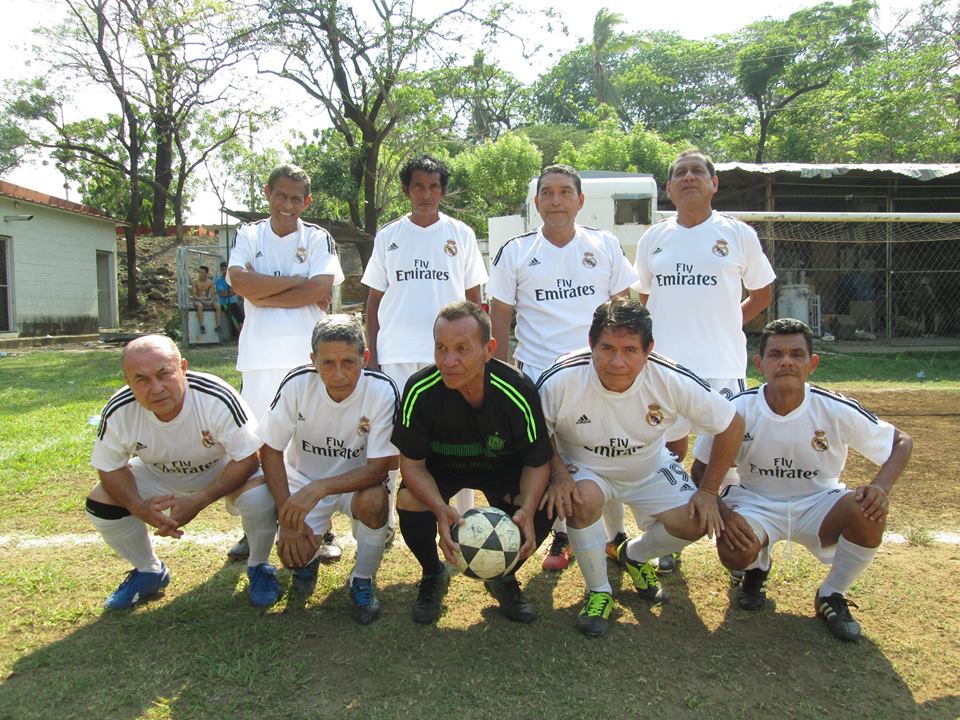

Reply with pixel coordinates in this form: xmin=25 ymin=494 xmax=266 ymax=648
xmin=259 ymin=315 xmax=397 ymax=624
xmin=693 ymin=319 xmax=912 ymax=641
xmin=538 ymin=298 xmax=745 ymax=637
xmin=87 ymin=335 xmax=278 ymax=610
xmin=393 ymin=301 xmax=554 ymax=625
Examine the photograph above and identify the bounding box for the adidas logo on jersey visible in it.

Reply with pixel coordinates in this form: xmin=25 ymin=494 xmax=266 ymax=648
xmin=743 ymin=432 xmax=754 ymax=441
xmin=297 ymin=412 xmax=306 ymax=421
xmin=135 ymin=441 xmax=147 ymax=450
xmin=576 ymin=414 xmax=591 ymax=424
xmin=652 ymin=247 xmax=663 ymax=255
xmin=387 ymin=242 xmax=399 ymax=252
xmin=255 ymin=251 xmax=263 ymax=258
xmin=528 ymin=257 xmax=541 ymax=266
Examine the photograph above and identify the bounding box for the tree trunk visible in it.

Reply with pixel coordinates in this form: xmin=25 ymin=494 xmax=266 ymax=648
xmin=755 ymin=113 xmax=770 ymax=164
xmin=152 ymin=112 xmax=174 ymax=236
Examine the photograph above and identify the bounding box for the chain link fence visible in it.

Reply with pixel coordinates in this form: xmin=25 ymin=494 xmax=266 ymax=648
xmin=737 ymin=213 xmax=960 ymax=344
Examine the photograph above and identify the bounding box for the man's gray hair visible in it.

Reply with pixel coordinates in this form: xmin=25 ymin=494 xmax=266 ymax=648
xmin=311 ymin=314 xmax=366 ymax=354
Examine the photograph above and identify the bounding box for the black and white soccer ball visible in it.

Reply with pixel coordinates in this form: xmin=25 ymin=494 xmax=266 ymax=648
xmin=452 ymin=506 xmax=521 ymax=580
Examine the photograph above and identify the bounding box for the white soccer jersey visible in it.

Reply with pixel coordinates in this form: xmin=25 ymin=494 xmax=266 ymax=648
xmin=537 ymin=350 xmax=735 ymax=489
xmin=361 ymin=213 xmax=488 ymax=365
xmin=257 ymin=366 xmax=399 ymax=481
xmin=693 ymin=383 xmax=895 ymax=500
xmin=92 ymin=371 xmax=261 ymax=493
xmin=487 ymin=226 xmax=639 ymax=370
xmin=229 ymin=218 xmax=345 ymax=373
xmin=634 ymin=212 xmax=775 ymax=378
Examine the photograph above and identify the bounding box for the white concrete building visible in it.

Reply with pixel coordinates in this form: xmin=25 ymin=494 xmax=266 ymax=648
xmin=0 ymin=181 xmax=121 ymax=335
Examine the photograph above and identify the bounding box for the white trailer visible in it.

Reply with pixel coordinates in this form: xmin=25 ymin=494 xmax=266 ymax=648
xmin=487 ymin=171 xmax=659 ymax=266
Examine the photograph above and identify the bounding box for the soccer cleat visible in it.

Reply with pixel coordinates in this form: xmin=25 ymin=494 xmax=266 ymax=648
xmin=656 ymin=550 xmax=682 ymax=573
xmin=412 ymin=566 xmax=450 ymax=624
xmin=349 ymin=577 xmax=381 ymax=625
xmin=291 ymin=556 xmax=321 ymax=596
xmin=815 ymin=591 xmax=862 ymax=641
xmin=617 ymin=542 xmax=668 ymax=603
xmin=104 ymin=564 xmax=170 ymax=610
xmin=318 ymin=531 xmax=343 ymax=562
xmin=576 ymin=591 xmax=615 ymax=638
xmin=605 ymin=531 xmax=628 ymax=562
xmin=484 ymin=574 xmax=536 ymax=623
xmin=730 ymin=569 xmax=745 ymax=586
xmin=542 ymin=531 xmax=573 ymax=571
xmin=226 ymin=534 xmax=250 ymax=561
xmin=736 ymin=567 xmax=769 ymax=611
xmin=247 ymin=563 xmax=281 ymax=608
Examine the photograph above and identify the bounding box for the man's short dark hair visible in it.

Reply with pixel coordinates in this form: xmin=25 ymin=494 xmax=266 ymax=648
xmin=589 ymin=297 xmax=654 ymax=350
xmin=434 ymin=300 xmax=491 ymax=344
xmin=536 ymin=164 xmax=582 ymax=195
xmin=399 ymin=155 xmax=451 ymax=191
xmin=668 ymin=149 xmax=716 ymax=179
xmin=198 ymin=265 xmax=209 ymax=273
xmin=219 ymin=261 xmax=228 ymax=269
xmin=758 ymin=318 xmax=814 ymax=357
xmin=311 ymin=314 xmax=366 ymax=355
xmin=267 ymin=164 xmax=311 ymax=196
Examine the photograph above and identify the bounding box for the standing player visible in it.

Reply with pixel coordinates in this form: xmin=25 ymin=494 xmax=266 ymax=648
xmin=392 ymin=302 xmax=554 ymax=625
xmin=538 ymin=298 xmax=745 ymax=637
xmin=362 ymin=155 xmax=488 ymax=526
xmin=633 ymin=149 xmax=774 ymax=573
xmin=487 ymin=164 xmax=639 ymax=571
xmin=86 ymin=336 xmax=280 ymax=609
xmin=258 ymin=315 xmax=397 ymax=624
xmin=226 ymin=164 xmax=345 ymax=562
xmin=692 ymin=319 xmax=912 ymax=641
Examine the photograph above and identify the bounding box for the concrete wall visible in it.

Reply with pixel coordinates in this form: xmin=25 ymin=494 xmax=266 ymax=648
xmin=0 ymin=197 xmax=118 ymax=334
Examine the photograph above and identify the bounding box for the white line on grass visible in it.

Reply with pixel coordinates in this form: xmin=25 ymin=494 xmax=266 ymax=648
xmin=0 ymin=530 xmax=958 ymax=551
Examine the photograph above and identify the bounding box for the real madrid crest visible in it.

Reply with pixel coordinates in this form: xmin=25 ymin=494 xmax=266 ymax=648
xmin=811 ymin=430 xmax=829 ymax=452
xmin=582 ymin=251 xmax=597 ymax=268
xmin=295 ymin=246 xmax=307 ymax=263
xmin=712 ymin=239 xmax=729 ymax=257
xmin=645 ymin=403 xmax=664 ymax=426
xmin=444 ymin=239 xmax=458 ymax=257
xmin=357 ymin=416 xmax=370 ymax=436
xmin=201 ymin=430 xmax=216 ymax=448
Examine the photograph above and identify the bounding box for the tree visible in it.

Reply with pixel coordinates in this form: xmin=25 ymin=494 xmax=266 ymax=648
xmin=589 ymin=9 xmax=631 ymax=115
xmin=732 ymin=0 xmax=880 ymax=162
xmin=255 ymin=0 xmax=529 ymax=265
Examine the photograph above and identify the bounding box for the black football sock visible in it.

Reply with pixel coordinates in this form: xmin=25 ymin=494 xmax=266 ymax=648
xmin=398 ymin=509 xmax=443 ymax=576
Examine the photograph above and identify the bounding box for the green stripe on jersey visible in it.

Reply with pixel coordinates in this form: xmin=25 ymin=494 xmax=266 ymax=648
xmin=490 ymin=372 xmax=537 ymax=443
xmin=402 ymin=370 xmax=443 ymax=427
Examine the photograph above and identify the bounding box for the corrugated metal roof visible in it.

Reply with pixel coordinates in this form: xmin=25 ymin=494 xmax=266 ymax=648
xmin=714 ymin=163 xmax=960 ymax=182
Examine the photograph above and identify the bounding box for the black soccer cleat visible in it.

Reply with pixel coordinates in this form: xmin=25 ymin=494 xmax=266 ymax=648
xmin=484 ymin=574 xmax=536 ymax=623
xmin=226 ymin=534 xmax=250 ymax=561
xmin=815 ymin=591 xmax=862 ymax=642
xmin=576 ymin=590 xmax=615 ymax=638
xmin=736 ymin=567 xmax=769 ymax=611
xmin=412 ymin=566 xmax=450 ymax=624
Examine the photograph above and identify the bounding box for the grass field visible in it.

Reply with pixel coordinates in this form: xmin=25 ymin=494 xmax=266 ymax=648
xmin=0 ymin=345 xmax=958 ymax=719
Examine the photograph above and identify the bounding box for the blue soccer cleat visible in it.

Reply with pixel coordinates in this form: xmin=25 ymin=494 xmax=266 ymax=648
xmin=247 ymin=563 xmax=281 ymax=608
xmin=104 ymin=564 xmax=171 ymax=611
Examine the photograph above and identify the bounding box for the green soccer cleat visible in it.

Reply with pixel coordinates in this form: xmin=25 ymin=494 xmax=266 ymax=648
xmin=576 ymin=590 xmax=616 ymax=638
xmin=617 ymin=541 xmax=667 ymax=603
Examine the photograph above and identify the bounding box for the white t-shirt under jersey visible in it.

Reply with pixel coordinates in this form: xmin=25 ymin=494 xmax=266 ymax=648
xmin=229 ymin=218 xmax=344 ymax=373
xmin=633 ymin=211 xmax=775 ymax=379
xmin=92 ymin=371 xmax=261 ymax=493
xmin=361 ymin=213 xmax=488 ymax=365
xmin=257 ymin=367 xmax=399 ymax=481
xmin=487 ymin=226 xmax=639 ymax=370
xmin=693 ymin=383 xmax=895 ymax=500
xmin=537 ymin=349 xmax=735 ymax=490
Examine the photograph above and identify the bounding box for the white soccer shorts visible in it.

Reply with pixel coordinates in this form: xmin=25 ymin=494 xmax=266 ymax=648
xmin=126 ymin=456 xmax=246 ymax=516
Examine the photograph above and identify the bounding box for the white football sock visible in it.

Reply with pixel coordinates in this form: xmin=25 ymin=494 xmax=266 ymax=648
xmin=351 ymin=519 xmax=389 ymax=582
xmin=819 ymin=536 xmax=878 ymax=597
xmin=601 ymin=500 xmax=625 ymax=540
xmin=625 ymin=523 xmax=689 ymax=564
xmin=233 ymin=483 xmax=277 ymax=567
xmin=453 ymin=487 xmax=474 ymax=514
xmin=387 ymin=469 xmax=399 ymax=530
xmin=567 ymin=519 xmax=611 ymax=593
xmin=87 ymin=512 xmax=162 ymax=573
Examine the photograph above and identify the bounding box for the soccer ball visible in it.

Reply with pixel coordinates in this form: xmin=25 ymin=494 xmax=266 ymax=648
xmin=452 ymin=506 xmax=522 ymax=580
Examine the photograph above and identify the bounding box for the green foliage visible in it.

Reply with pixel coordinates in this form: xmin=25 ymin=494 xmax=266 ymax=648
xmin=448 ymin=131 xmax=542 ymax=234
xmin=551 ymin=116 xmax=677 ymax=182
